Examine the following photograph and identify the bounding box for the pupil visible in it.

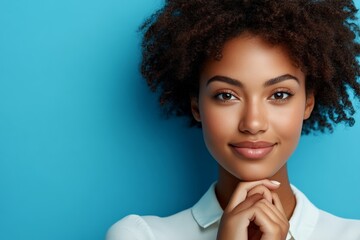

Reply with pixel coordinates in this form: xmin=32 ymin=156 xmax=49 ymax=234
xmin=224 ymin=93 xmax=231 ymax=100
xmin=275 ymin=92 xmax=283 ymax=99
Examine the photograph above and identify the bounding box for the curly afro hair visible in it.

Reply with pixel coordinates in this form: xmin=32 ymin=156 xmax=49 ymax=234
xmin=140 ymin=0 xmax=360 ymax=134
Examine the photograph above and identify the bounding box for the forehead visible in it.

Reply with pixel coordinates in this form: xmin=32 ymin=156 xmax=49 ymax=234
xmin=200 ymin=35 xmax=304 ymax=84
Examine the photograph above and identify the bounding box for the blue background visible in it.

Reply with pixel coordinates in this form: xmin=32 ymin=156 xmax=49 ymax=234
xmin=0 ymin=0 xmax=359 ymax=239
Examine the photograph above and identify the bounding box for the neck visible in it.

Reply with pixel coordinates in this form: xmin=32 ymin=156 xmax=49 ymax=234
xmin=215 ymin=164 xmax=296 ymax=220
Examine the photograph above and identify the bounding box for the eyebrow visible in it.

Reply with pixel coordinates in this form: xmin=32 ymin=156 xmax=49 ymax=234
xmin=206 ymin=74 xmax=299 ymax=87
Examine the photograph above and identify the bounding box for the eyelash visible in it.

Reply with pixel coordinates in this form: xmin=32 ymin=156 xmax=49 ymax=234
xmin=269 ymin=90 xmax=294 ymax=103
xmin=214 ymin=91 xmax=238 ymax=102
xmin=213 ymin=89 xmax=294 ymax=103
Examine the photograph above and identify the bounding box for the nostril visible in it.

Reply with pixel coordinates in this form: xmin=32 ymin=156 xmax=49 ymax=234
xmin=238 ymin=102 xmax=268 ymax=134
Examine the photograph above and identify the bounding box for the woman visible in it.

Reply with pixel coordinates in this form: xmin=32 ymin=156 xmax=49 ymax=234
xmin=107 ymin=0 xmax=360 ymax=239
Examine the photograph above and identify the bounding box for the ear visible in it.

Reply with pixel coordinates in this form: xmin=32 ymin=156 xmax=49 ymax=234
xmin=190 ymin=97 xmax=201 ymax=122
xmin=304 ymin=92 xmax=315 ymax=120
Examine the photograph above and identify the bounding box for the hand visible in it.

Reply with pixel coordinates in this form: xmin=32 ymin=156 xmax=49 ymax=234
xmin=216 ymin=180 xmax=289 ymax=240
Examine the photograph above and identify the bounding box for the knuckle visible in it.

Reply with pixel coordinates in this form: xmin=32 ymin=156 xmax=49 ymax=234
xmin=253 ymin=184 xmax=270 ymax=192
xmin=272 ymin=225 xmax=282 ymax=235
xmin=253 ymin=205 xmax=263 ymax=213
xmin=257 ymin=198 xmax=269 ymax=207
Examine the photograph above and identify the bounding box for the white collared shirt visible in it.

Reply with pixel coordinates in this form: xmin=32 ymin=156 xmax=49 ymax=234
xmin=106 ymin=183 xmax=360 ymax=240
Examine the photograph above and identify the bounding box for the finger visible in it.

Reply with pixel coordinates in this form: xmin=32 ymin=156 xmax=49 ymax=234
xmin=231 ymin=193 xmax=284 ymax=225
xmin=255 ymin=199 xmax=289 ymax=227
xmin=253 ymin=209 xmax=283 ymax=239
xmin=244 ymin=202 xmax=288 ymax=239
xmin=242 ymin=206 xmax=282 ymax=239
xmin=247 ymin=184 xmax=273 ymax=203
xmin=253 ymin=199 xmax=290 ymax=237
xmin=272 ymin=192 xmax=287 ymax=219
xmin=218 ymin=194 xmax=265 ymax=239
xmin=232 ymin=194 xmax=287 ymax=227
xmin=231 ymin=193 xmax=264 ymax=214
xmin=219 ymin=195 xmax=288 ymax=240
xmin=226 ymin=179 xmax=281 ymax=212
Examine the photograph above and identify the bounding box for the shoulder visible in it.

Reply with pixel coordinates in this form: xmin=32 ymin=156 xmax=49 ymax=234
xmin=106 ymin=214 xmax=156 ymax=240
xmin=290 ymin=185 xmax=360 ymax=239
xmin=312 ymin=210 xmax=360 ymax=239
xmin=106 ymin=184 xmax=221 ymax=240
xmin=106 ymin=208 xmax=199 ymax=240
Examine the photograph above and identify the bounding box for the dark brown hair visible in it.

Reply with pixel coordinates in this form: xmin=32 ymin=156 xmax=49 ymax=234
xmin=140 ymin=0 xmax=360 ymax=134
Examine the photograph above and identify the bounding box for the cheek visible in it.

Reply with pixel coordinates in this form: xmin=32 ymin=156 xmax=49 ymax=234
xmin=270 ymin=101 xmax=305 ymax=144
xmin=199 ymin=100 xmax=239 ymax=148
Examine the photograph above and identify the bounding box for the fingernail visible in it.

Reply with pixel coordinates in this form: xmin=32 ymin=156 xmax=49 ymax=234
xmin=270 ymin=180 xmax=281 ymax=185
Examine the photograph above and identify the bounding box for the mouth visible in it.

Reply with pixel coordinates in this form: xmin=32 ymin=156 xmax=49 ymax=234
xmin=229 ymin=141 xmax=276 ymax=160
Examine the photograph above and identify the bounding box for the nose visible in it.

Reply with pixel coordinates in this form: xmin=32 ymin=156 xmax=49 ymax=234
xmin=238 ymin=99 xmax=268 ymax=135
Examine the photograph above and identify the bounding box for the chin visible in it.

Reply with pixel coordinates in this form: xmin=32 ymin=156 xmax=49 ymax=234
xmin=233 ymin=169 xmax=278 ymax=182
xmin=237 ymin=175 xmax=270 ymax=182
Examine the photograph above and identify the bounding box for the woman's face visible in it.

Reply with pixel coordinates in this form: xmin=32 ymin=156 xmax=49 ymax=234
xmin=191 ymin=35 xmax=315 ymax=181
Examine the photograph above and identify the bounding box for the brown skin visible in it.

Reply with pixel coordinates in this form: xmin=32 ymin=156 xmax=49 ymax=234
xmin=191 ymin=34 xmax=315 ymax=239
xmin=217 ymin=164 xmax=295 ymax=219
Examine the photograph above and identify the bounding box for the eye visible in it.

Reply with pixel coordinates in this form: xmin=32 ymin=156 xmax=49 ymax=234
xmin=272 ymin=92 xmax=289 ymax=100
xmin=215 ymin=92 xmax=237 ymax=101
xmin=269 ymin=91 xmax=293 ymax=102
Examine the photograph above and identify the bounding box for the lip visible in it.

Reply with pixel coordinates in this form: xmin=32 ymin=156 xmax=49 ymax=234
xmin=230 ymin=141 xmax=276 ymax=160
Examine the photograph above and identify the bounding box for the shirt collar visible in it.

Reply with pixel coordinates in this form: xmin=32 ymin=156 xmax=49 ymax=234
xmin=191 ymin=182 xmax=223 ymax=228
xmin=191 ymin=182 xmax=320 ymax=239
xmin=287 ymin=185 xmax=319 ymax=240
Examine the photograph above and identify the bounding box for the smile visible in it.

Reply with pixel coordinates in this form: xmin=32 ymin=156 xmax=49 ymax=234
xmin=229 ymin=141 xmax=276 ymax=160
